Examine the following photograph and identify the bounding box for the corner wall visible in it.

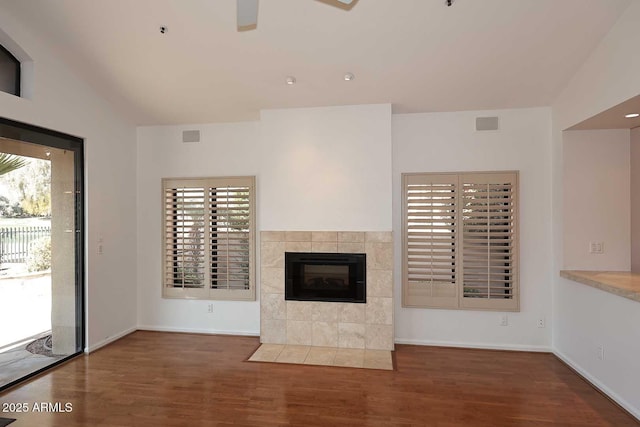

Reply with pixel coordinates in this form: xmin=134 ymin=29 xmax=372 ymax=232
xmin=562 ymin=129 xmax=630 ymax=271
xmin=0 ymin=8 xmax=138 ymax=350
xmin=392 ymin=107 xmax=553 ymax=351
xmin=552 ymin=1 xmax=640 ymax=418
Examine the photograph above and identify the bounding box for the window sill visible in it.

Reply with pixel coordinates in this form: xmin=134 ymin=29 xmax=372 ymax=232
xmin=560 ymin=270 xmax=640 ymax=303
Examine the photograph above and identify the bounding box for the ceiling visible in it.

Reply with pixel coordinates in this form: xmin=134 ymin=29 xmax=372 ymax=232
xmin=1 ymin=0 xmax=633 ymax=125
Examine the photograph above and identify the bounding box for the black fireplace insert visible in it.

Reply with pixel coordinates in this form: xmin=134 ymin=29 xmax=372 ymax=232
xmin=285 ymin=252 xmax=366 ymax=303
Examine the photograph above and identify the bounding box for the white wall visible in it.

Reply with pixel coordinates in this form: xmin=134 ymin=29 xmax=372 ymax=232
xmin=392 ymin=107 xmax=552 ymax=351
xmin=553 ymin=2 xmax=640 ymax=133
xmin=0 ymin=8 xmax=138 ymax=350
xmin=137 ymin=122 xmax=262 ymax=335
xmin=631 ymin=127 xmax=640 ymax=272
xmin=137 ymin=104 xmax=393 ymax=334
xmin=554 ymin=277 xmax=640 ymax=417
xmin=563 ymin=129 xmax=630 ymax=271
xmin=259 ymin=104 xmax=392 ymax=231
xmin=552 ymin=1 xmax=640 ymax=418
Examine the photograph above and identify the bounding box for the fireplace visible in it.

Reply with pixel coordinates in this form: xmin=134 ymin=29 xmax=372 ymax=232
xmin=285 ymin=252 xmax=366 ymax=303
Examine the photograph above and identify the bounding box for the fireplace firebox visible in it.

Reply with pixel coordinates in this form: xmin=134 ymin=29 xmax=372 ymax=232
xmin=285 ymin=252 xmax=366 ymax=303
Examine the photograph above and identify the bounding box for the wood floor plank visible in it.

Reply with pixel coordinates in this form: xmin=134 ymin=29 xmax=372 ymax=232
xmin=0 ymin=331 xmax=637 ymax=426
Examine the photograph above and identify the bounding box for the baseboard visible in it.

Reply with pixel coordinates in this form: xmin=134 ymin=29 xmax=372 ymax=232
xmin=136 ymin=325 xmax=260 ymax=337
xmin=85 ymin=326 xmax=137 ymax=353
xmin=553 ymin=349 xmax=640 ymax=421
xmin=394 ymin=338 xmax=551 ymax=353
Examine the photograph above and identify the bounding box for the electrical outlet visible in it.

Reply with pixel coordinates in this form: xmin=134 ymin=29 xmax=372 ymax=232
xmin=589 ymin=241 xmax=604 ymax=254
xmin=596 ymin=345 xmax=604 ymax=361
xmin=537 ymin=318 xmax=545 ymax=328
xmin=500 ymin=314 xmax=508 ymax=326
xmin=207 ymin=303 xmax=213 ymax=313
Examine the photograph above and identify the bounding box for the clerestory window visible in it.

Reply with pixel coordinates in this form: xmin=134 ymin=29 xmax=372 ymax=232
xmin=0 ymin=44 xmax=20 ymax=96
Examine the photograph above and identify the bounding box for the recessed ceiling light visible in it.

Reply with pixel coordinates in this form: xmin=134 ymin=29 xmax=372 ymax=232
xmin=344 ymin=72 xmax=355 ymax=81
xmin=285 ymin=76 xmax=296 ymax=85
xmin=625 ymin=113 xmax=640 ymax=118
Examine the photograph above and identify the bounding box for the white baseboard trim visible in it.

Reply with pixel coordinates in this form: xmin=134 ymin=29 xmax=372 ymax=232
xmin=136 ymin=325 xmax=260 ymax=337
xmin=553 ymin=349 xmax=640 ymax=421
xmin=85 ymin=326 xmax=137 ymax=353
xmin=394 ymin=338 xmax=551 ymax=353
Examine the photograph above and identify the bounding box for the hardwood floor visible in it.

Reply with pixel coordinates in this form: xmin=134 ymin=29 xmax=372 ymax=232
xmin=0 ymin=331 xmax=637 ymax=426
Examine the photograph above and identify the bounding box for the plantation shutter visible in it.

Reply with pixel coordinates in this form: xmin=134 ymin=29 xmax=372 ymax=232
xmin=402 ymin=171 xmax=519 ymax=311
xmin=461 ymin=172 xmax=518 ymax=310
xmin=163 ymin=181 xmax=207 ymax=298
xmin=403 ymin=174 xmax=458 ymax=308
xmin=163 ymin=176 xmax=255 ymax=301
xmin=210 ymin=183 xmax=251 ymax=292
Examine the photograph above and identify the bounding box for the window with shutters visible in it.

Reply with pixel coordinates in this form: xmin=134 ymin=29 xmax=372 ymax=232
xmin=162 ymin=176 xmax=256 ymax=300
xmin=402 ymin=171 xmax=519 ymax=311
xmin=0 ymin=44 xmax=20 ymax=96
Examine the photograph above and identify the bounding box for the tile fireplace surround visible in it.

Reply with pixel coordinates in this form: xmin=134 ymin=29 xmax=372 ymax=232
xmin=260 ymin=231 xmax=394 ymax=351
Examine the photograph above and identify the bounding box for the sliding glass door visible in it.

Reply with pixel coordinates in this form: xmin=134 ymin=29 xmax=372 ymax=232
xmin=0 ymin=117 xmax=84 ymax=390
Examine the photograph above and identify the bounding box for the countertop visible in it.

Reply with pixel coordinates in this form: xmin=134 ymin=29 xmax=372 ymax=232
xmin=559 ymin=270 xmax=640 ymax=303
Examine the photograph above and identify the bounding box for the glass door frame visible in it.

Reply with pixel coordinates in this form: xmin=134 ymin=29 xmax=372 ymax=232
xmin=0 ymin=116 xmax=84 ymax=391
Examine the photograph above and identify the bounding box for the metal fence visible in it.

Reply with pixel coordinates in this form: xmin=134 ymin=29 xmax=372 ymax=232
xmin=0 ymin=226 xmax=51 ymax=264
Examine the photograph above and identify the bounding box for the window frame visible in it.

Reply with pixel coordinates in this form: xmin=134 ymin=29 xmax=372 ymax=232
xmin=0 ymin=43 xmax=20 ymax=97
xmin=402 ymin=171 xmax=519 ymax=312
xmin=161 ymin=176 xmax=256 ymax=301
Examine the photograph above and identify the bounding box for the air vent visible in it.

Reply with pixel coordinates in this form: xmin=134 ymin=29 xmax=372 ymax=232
xmin=475 ymin=117 xmax=499 ymax=131
xmin=182 ymin=130 xmax=200 ymax=143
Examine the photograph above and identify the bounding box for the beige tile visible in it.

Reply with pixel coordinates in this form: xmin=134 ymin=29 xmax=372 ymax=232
xmin=261 ymin=241 xmax=285 ymax=268
xmin=338 ymin=242 xmax=365 ymax=254
xmin=365 ymin=231 xmax=393 ymax=243
xmin=286 ymin=320 xmax=312 ymax=345
xmin=364 ymin=349 xmax=392 ymax=361
xmin=261 ymin=319 xmax=286 ymax=344
xmin=249 ymin=344 xmax=284 ymax=362
xmin=287 ymin=301 xmax=313 ymax=321
xmin=333 ymin=348 xmax=364 ymax=368
xmin=367 ymin=269 xmax=393 ymax=298
xmin=311 ymin=302 xmax=339 ymax=322
xmin=261 ymin=231 xmax=285 ymax=242
xmin=304 ymin=347 xmax=337 ymax=366
xmin=365 ymin=242 xmax=393 ymax=270
xmin=365 ymin=324 xmax=394 ymax=350
xmin=338 ymin=322 xmax=365 ymax=349
xmin=338 ymin=304 xmax=365 ymax=324
xmin=276 ymin=345 xmax=310 ymax=364
xmin=285 ymin=231 xmax=312 ymax=242
xmin=286 ymin=241 xmax=312 ymax=252
xmin=312 ymin=231 xmax=338 ymax=242
xmin=261 ymin=267 xmax=284 ymax=294
xmin=312 ymin=242 xmax=338 ymax=253
xmin=261 ymin=293 xmax=286 ymax=320
xmin=365 ymin=297 xmax=393 ymax=325
xmin=364 ymin=350 xmax=393 ymax=370
xmin=338 ymin=232 xmax=365 ymax=243
xmin=312 ymin=321 xmax=338 ymax=347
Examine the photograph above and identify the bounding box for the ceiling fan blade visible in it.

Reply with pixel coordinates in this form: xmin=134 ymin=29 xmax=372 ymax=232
xmin=237 ymin=0 xmax=258 ymax=31
xmin=315 ymin=0 xmax=358 ymax=11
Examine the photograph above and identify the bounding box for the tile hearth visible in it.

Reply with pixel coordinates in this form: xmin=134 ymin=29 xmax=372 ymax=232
xmin=248 ymin=344 xmax=393 ymax=370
